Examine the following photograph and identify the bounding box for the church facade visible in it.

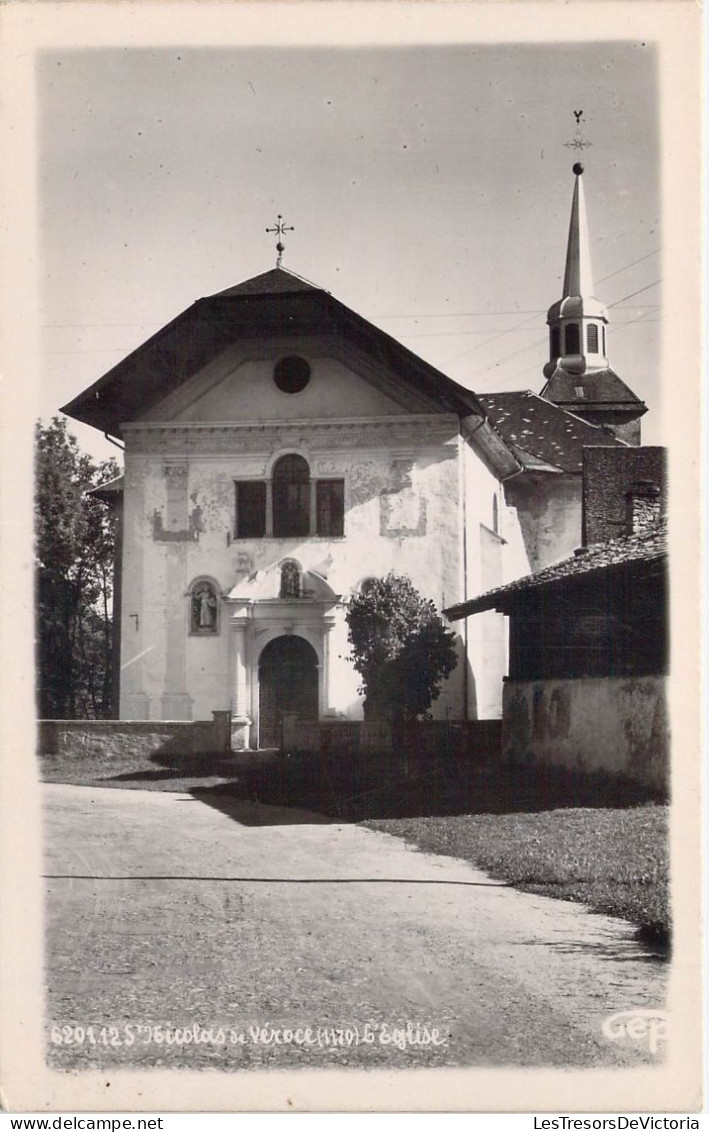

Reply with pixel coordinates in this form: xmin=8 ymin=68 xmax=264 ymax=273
xmin=63 ymin=166 xmax=647 ymax=746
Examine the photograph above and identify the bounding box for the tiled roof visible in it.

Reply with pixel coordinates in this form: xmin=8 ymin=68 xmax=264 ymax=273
xmin=540 ymin=366 xmax=647 ymax=412
xmin=209 ymin=267 xmax=321 ymax=298
xmin=477 ymin=390 xmax=626 ymax=474
xmin=445 ymin=519 xmax=667 ymax=619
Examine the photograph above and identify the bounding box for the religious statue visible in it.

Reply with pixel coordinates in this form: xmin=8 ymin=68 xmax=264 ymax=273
xmin=280 ymin=560 xmax=301 ymax=599
xmin=192 ymin=583 xmax=218 ymax=632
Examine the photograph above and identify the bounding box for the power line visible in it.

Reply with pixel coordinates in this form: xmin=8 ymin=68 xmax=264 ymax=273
xmin=596 ymin=247 xmax=660 ymax=285
xmin=400 ymin=319 xmax=660 ymax=341
xmin=608 ymin=279 xmax=663 ymax=307
xmin=463 ymin=279 xmax=663 ymax=379
xmin=40 ymin=249 xmax=662 ymax=331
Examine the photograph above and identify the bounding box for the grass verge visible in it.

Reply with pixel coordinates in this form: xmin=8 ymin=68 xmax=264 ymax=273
xmin=364 ymin=804 xmax=669 ymax=946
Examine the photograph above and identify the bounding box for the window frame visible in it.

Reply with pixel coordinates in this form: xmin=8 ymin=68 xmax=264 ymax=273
xmin=233 ymin=461 xmax=345 ymax=541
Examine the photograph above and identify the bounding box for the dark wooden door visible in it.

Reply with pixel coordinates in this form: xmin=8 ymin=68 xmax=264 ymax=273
xmin=258 ymin=635 xmax=319 ymax=748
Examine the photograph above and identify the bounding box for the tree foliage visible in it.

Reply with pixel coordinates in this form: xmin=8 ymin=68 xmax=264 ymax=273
xmin=35 ymin=417 xmax=120 ymax=718
xmin=345 ymin=573 xmax=458 ymax=721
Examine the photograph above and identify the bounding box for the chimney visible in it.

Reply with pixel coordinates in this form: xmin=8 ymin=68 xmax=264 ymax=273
xmin=625 ymin=479 xmax=661 ymax=536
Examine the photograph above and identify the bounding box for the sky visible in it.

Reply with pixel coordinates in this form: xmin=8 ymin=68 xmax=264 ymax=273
xmin=38 ymin=38 xmax=661 ymax=462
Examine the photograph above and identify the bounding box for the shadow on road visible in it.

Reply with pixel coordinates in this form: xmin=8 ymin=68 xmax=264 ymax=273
xmin=48 ymin=746 xmax=662 ymax=825
xmin=183 ymin=755 xmax=661 ymax=827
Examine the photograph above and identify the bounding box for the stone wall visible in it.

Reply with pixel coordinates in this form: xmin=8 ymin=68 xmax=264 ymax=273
xmin=501 ymin=675 xmax=668 ymax=793
xmin=582 ymin=446 xmax=666 ymax=545
xmin=38 ymin=712 xmax=232 ymax=760
xmin=281 ymin=715 xmax=501 ymax=759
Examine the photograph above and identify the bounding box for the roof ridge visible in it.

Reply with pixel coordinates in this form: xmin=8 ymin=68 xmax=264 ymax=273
xmin=206 ymin=265 xmax=324 ymax=299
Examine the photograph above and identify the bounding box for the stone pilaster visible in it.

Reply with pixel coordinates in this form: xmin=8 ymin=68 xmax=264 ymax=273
xmin=160 ymin=462 xmax=193 ymax=721
xmin=230 ymin=614 xmax=252 ymax=748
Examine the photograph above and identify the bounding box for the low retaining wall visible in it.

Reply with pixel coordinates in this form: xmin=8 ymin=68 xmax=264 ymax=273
xmin=281 ymin=716 xmax=501 ymax=760
xmin=39 ymin=712 xmax=232 ymax=760
xmin=38 ymin=713 xmax=502 ymax=767
xmin=502 ymin=675 xmax=668 ymax=793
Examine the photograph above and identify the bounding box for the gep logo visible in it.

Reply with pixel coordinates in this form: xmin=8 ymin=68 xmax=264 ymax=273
xmin=602 ymin=1009 xmax=668 ymax=1055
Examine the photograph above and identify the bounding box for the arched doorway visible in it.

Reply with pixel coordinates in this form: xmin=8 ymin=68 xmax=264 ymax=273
xmin=258 ymin=635 xmax=319 ymax=748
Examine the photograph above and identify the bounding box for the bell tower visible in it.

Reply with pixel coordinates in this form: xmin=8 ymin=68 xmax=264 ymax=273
xmin=540 ymin=163 xmax=647 ymax=444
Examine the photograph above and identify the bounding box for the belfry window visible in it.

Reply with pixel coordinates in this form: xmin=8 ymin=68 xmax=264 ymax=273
xmin=587 ymin=324 xmax=599 ymax=353
xmin=550 ymin=327 xmax=561 ymax=361
xmin=602 ymin=325 xmax=606 ymax=354
xmin=273 ymin=455 xmax=310 ymax=537
xmin=235 ymin=458 xmax=345 ymax=540
xmin=564 ymin=323 xmax=580 ymax=355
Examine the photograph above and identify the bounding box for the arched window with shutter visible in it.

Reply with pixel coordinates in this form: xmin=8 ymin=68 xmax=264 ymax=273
xmin=273 ymin=455 xmax=310 ymax=537
xmin=587 ymin=324 xmax=599 ymax=353
xmin=550 ymin=327 xmax=561 ymax=361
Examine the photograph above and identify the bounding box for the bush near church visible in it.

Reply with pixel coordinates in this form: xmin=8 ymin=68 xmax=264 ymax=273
xmin=345 ymin=573 xmax=458 ymax=723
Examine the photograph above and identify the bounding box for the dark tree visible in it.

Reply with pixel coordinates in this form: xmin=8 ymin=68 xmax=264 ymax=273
xmin=35 ymin=417 xmax=120 ymax=718
xmin=346 ymin=573 xmax=458 ymax=721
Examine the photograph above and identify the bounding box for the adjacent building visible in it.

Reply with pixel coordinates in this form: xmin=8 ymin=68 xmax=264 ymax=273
xmin=446 ymin=449 xmax=668 ymax=790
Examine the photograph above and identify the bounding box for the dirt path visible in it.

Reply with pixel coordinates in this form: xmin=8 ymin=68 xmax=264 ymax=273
xmin=44 ymin=783 xmax=667 ymax=1072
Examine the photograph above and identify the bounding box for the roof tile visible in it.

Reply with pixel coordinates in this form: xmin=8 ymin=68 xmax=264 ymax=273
xmin=478 ymin=390 xmax=626 ymax=474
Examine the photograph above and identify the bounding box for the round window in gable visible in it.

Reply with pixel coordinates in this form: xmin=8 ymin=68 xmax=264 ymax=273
xmin=273 ymin=356 xmax=311 ymax=394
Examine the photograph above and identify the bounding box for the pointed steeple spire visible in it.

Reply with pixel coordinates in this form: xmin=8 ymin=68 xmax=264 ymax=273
xmin=563 ymin=163 xmax=594 ymax=298
xmin=540 ymin=163 xmax=647 ymax=445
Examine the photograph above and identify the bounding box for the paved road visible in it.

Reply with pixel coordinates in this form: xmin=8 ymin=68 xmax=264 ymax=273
xmin=44 ymin=783 xmax=667 ymax=1072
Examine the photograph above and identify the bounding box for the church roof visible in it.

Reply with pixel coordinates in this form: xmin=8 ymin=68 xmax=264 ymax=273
xmin=477 ymin=390 xmax=627 ymax=475
xmin=209 ymin=267 xmax=319 ymax=297
xmin=60 ymin=266 xmax=484 ymax=436
xmin=540 ymin=366 xmax=648 ymax=414
xmin=445 ymin=518 xmax=667 ymax=619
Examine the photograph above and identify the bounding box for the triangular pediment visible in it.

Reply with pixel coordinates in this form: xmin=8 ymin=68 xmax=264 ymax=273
xmin=137 ymin=337 xmax=443 ymax=424
xmin=60 ymin=267 xmax=484 ymax=435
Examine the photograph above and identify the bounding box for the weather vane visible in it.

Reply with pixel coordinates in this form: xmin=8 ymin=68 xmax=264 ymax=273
xmin=266 ymin=214 xmax=294 ymax=268
xmin=564 ymin=110 xmax=593 ymax=153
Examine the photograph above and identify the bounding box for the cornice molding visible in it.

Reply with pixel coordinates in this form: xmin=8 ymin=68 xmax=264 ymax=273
xmin=122 ymin=415 xmax=459 ymax=455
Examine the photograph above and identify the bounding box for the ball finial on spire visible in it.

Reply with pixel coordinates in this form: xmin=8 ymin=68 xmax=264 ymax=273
xmin=573 ymin=162 xmax=584 ymax=176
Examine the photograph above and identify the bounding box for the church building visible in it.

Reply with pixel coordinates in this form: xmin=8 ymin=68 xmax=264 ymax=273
xmin=63 ymin=165 xmax=648 ymax=746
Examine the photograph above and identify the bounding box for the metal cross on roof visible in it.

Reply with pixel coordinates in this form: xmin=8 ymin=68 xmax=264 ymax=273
xmin=265 ymin=214 xmax=295 ymax=267
xmin=564 ymin=109 xmax=593 ymax=153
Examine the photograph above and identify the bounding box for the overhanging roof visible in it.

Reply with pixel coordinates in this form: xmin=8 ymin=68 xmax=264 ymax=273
xmin=61 ymin=267 xmax=485 ymax=436
xmin=445 ymin=519 xmax=667 ymax=620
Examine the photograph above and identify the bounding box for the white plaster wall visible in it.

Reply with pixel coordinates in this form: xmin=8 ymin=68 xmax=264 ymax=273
xmin=459 ymin=440 xmax=532 ymax=720
xmin=119 ymin=415 xmax=466 ymax=724
xmin=503 ymin=475 xmax=582 ymax=572
xmin=501 ymin=676 xmax=668 ymax=791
